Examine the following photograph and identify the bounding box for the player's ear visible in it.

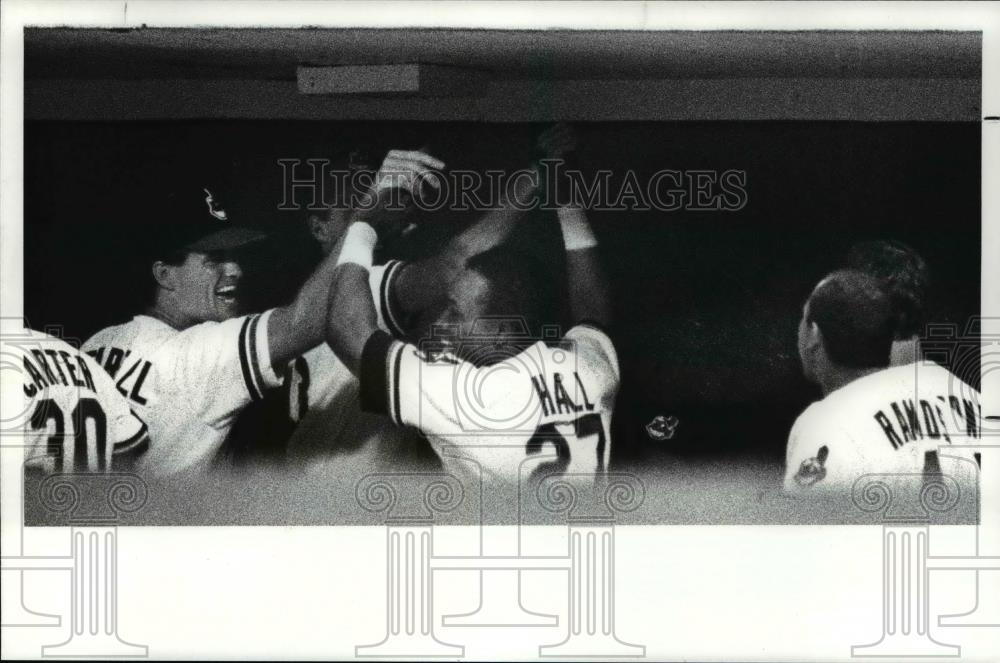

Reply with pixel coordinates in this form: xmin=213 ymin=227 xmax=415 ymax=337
xmin=151 ymin=261 xmax=176 ymax=291
xmin=806 ymin=321 xmax=825 ymax=355
xmin=308 ymin=213 xmax=329 ymax=243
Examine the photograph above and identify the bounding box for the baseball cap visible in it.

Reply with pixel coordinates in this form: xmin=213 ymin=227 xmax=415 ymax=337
xmin=147 ymin=185 xmax=268 ymax=259
xmin=183 ymin=226 xmax=268 ymax=253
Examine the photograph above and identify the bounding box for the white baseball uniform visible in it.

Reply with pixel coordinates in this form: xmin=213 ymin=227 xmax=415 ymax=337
xmin=284 ymin=261 xmax=436 ymax=470
xmin=82 ymin=310 xmax=280 ymax=476
xmin=14 ymin=329 xmax=148 ymax=473
xmin=359 ymin=322 xmax=620 ymax=485
xmin=784 ymin=360 xmax=983 ymax=495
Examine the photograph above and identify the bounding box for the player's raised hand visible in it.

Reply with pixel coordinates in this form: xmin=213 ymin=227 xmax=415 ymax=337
xmin=356 ymin=148 xmax=445 ymax=237
xmin=371 ymin=149 xmax=445 ymax=198
xmin=536 ymin=123 xmax=578 ymax=161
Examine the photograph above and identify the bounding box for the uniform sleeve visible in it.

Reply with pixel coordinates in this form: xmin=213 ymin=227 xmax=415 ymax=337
xmin=80 ymin=332 xmax=100 ymax=355
xmin=368 ymin=260 xmax=407 ymax=337
xmin=783 ymin=405 xmax=858 ymax=495
xmin=564 ymin=323 xmax=620 ymax=387
xmin=358 ymin=331 xmax=537 ymax=438
xmin=153 ymin=309 xmax=281 ymax=427
xmin=80 ymin=351 xmax=149 ymax=458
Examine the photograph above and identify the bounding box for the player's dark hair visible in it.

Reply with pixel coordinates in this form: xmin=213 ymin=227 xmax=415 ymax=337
xmin=846 ymin=240 xmax=929 ymax=339
xmin=144 ymin=249 xmax=188 ymax=303
xmin=806 ymin=269 xmax=895 ymax=370
xmin=464 ymin=245 xmax=558 ymax=339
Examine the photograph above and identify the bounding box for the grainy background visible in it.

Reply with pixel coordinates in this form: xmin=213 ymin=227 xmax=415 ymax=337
xmin=24 ymin=120 xmax=980 ymax=518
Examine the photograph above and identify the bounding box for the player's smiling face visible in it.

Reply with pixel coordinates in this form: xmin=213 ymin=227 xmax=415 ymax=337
xmin=173 ymin=251 xmax=243 ymax=323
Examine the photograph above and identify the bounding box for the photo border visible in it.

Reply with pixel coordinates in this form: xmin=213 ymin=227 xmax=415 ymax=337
xmin=2 ymin=2 xmax=998 ymax=660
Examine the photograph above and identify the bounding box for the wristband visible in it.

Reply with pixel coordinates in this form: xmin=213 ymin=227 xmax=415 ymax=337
xmin=359 ymin=330 xmax=394 ymax=415
xmin=337 ymin=222 xmax=377 ymax=268
xmin=557 ymin=206 xmax=598 ymax=251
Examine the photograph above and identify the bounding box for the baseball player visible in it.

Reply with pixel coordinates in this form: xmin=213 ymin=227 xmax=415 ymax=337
xmin=784 ymin=269 xmax=982 ymax=495
xmin=259 ymin=141 xmax=558 ymax=474
xmin=81 ymin=166 xmax=437 ymax=478
xmin=323 ymin=130 xmax=619 ymax=485
xmin=276 ymin=150 xmax=445 ymax=471
xmin=846 ymin=239 xmax=929 ymax=366
xmin=14 ymin=328 xmax=148 ymax=474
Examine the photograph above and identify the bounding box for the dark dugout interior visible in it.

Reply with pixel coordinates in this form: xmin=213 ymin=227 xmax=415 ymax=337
xmin=24 ymin=119 xmax=981 ymax=469
xmin=22 ymin=29 xmax=982 ymax=523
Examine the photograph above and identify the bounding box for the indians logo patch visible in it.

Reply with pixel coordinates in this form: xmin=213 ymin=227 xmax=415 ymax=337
xmin=203 ymin=188 xmax=228 ymax=221
xmin=794 ymin=445 xmax=829 ymax=487
xmin=646 ymin=415 xmax=679 ymax=440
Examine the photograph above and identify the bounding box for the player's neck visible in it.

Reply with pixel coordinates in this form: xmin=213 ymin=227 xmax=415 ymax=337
xmin=819 ymin=366 xmax=883 ymax=396
xmin=146 ymin=298 xmax=192 ymax=331
xmin=889 ymin=337 xmax=920 ymax=366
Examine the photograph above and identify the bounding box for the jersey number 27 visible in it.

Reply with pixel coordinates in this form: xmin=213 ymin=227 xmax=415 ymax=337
xmin=525 ymin=413 xmax=606 ymax=479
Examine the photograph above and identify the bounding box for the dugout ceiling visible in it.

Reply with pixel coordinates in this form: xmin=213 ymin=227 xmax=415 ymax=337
xmin=24 ymin=28 xmax=981 ymax=120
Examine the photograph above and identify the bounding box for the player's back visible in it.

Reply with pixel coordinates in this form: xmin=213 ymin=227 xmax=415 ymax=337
xmin=785 ymin=360 xmax=982 ymax=495
xmin=84 ymin=312 xmax=281 ymax=476
xmin=15 ymin=329 xmax=147 ymax=473
xmin=82 ymin=315 xmax=176 ymax=424
xmin=385 ymin=324 xmax=620 ymax=485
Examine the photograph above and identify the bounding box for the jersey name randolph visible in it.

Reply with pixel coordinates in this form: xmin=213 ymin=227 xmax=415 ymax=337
xmin=872 ymin=394 xmax=981 ymax=449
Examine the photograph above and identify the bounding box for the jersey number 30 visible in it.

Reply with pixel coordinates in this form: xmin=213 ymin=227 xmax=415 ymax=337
xmin=30 ymin=397 xmax=108 ymax=472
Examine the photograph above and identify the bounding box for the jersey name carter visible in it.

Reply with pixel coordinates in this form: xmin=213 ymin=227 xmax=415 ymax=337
xmin=11 ymin=329 xmax=147 ymax=473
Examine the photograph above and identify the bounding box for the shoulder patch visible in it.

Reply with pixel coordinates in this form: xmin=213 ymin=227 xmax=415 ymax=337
xmin=794 ymin=445 xmax=829 ymax=488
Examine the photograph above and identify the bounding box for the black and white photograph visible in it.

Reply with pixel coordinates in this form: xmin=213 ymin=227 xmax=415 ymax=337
xmin=2 ymin=1 xmax=998 ymax=660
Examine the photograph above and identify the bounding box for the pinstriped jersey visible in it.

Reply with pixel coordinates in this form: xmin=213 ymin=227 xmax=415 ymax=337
xmin=372 ymin=260 xmax=408 ymax=338
xmin=359 ymin=324 xmax=620 ymax=484
xmin=12 ymin=329 xmax=148 ymax=473
xmin=82 ymin=311 xmax=280 ymax=476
